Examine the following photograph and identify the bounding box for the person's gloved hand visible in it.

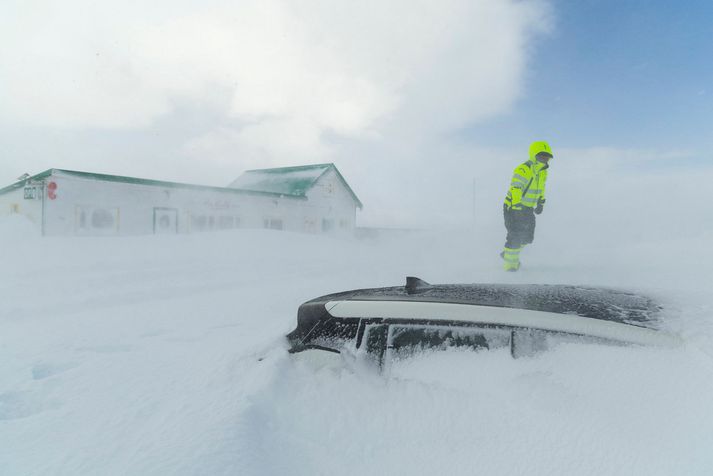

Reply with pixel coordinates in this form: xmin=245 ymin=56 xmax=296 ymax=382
xmin=534 ymin=198 xmax=545 ymax=215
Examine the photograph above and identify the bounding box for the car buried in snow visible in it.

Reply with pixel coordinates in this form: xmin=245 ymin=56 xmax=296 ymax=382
xmin=286 ymin=277 xmax=681 ymax=369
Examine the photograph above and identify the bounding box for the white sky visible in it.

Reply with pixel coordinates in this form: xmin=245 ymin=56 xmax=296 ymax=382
xmin=1 ymin=0 xmax=547 ymax=131
xmin=0 ymin=1 xmax=552 ymax=222
xmin=2 ymin=0 xmax=709 ymax=228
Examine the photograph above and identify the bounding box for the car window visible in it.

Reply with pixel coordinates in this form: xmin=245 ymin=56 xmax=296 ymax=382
xmin=361 ymin=323 xmax=389 ymax=365
xmin=305 ymin=319 xmax=360 ymax=352
xmin=511 ymin=328 xmax=623 ymax=358
xmin=387 ymin=325 xmax=511 ymax=361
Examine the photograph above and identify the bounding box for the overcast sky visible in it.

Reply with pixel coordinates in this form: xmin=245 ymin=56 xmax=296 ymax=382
xmin=1 ymin=0 xmax=711 ymax=226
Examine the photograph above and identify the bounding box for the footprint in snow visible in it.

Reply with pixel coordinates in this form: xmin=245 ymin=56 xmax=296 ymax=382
xmin=31 ymin=362 xmax=79 ymax=380
xmin=0 ymin=390 xmax=60 ymax=421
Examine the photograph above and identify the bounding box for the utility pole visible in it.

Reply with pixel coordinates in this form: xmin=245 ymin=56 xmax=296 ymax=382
xmin=472 ymin=178 xmax=477 ymax=229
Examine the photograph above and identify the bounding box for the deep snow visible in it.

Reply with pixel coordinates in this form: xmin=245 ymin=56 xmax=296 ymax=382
xmin=1 ymin=214 xmax=712 ymax=475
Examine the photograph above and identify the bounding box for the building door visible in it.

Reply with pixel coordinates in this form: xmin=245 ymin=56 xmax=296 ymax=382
xmin=154 ymin=207 xmax=178 ymax=234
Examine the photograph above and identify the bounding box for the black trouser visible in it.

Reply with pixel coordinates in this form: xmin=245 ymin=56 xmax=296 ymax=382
xmin=503 ymin=205 xmax=536 ymax=248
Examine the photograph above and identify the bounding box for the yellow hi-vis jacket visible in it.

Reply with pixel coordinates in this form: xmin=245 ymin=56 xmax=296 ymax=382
xmin=504 ymin=142 xmax=551 ymax=210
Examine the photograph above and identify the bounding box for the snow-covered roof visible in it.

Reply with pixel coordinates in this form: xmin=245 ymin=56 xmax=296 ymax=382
xmin=228 ymin=163 xmax=363 ymax=208
xmin=0 ymin=168 xmax=295 ymax=199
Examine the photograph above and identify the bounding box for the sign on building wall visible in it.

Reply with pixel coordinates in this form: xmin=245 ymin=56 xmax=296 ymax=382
xmin=47 ymin=182 xmax=58 ymax=200
xmin=22 ymin=181 xmax=58 ymax=200
xmin=23 ymin=186 xmax=40 ymax=199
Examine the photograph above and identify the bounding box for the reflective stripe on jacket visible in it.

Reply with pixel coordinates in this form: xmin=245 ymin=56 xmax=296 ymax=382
xmin=504 ymin=160 xmax=548 ymax=209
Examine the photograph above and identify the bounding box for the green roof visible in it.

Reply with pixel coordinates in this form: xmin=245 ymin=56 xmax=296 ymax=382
xmin=229 ymin=163 xmax=363 ymax=208
xmin=0 ymin=170 xmax=54 ymax=197
xmin=0 ymin=165 xmax=363 ymax=209
xmin=0 ymin=169 xmax=303 ymax=200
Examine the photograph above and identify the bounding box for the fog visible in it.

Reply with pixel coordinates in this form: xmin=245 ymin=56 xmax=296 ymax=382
xmin=0 ymin=0 xmax=549 ymax=193
xmin=1 ymin=207 xmax=712 ymax=475
xmin=2 ymin=0 xmax=713 ymax=474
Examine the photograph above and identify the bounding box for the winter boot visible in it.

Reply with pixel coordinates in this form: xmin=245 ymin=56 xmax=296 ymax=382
xmin=505 ymin=262 xmax=521 ymax=272
xmin=502 ymin=246 xmax=522 ymax=271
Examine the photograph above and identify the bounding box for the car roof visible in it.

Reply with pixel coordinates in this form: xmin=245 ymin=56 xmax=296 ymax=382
xmin=305 ymin=279 xmax=663 ymax=330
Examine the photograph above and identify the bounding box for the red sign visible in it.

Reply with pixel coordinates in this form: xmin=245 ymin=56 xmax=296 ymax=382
xmin=47 ymin=181 xmax=58 ymax=200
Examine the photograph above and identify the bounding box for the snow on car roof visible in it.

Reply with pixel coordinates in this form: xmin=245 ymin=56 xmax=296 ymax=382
xmin=307 ymin=283 xmax=663 ymax=329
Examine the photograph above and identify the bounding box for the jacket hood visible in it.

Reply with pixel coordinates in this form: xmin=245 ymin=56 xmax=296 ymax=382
xmin=528 ymin=141 xmax=553 ymax=161
xmin=528 ymin=141 xmax=553 ymax=172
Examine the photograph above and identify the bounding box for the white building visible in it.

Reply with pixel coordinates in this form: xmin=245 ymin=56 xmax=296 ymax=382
xmin=0 ymin=164 xmax=362 ymax=236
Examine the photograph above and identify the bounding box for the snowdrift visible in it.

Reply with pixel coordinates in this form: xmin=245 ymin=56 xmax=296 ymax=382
xmin=1 ymin=217 xmax=712 ymax=475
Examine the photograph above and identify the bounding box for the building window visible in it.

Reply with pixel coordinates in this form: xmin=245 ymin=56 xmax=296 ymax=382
xmin=153 ymin=208 xmax=178 ymax=234
xmin=91 ymin=209 xmax=116 ymax=229
xmin=304 ymin=218 xmax=317 ymax=233
xmin=157 ymin=214 xmax=172 ymax=230
xmin=75 ymin=206 xmax=119 ymax=234
xmin=339 ymin=219 xmax=349 ymax=229
xmin=264 ymin=218 xmax=283 ymax=230
xmin=218 ymin=216 xmax=235 ymax=229
xmin=322 ymin=219 xmax=334 ymax=232
xmin=10 ymin=204 xmax=19 ymax=214
xmin=191 ymin=215 xmax=207 ymax=231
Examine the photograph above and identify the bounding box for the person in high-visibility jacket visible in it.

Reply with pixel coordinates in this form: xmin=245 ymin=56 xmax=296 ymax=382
xmin=501 ymin=141 xmax=553 ymax=271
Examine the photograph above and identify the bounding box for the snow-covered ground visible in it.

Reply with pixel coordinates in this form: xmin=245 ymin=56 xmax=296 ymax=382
xmin=1 ymin=214 xmax=712 ymax=475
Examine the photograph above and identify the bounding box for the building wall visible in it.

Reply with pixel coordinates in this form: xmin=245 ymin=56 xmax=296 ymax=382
xmin=38 ymin=172 xmax=331 ymax=236
xmin=39 ymin=173 xmax=296 ymax=236
xmin=4 ymin=169 xmax=360 ymax=237
xmin=304 ymin=169 xmax=358 ymax=234
xmin=0 ymin=183 xmax=44 ymax=226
